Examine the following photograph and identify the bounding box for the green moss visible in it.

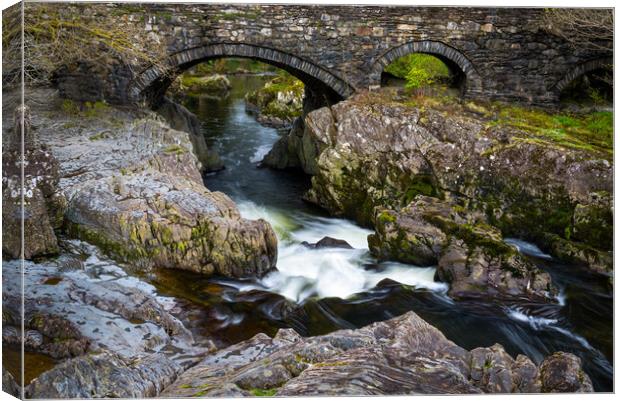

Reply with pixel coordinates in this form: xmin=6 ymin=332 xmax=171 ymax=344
xmin=180 ymin=74 xmax=231 ymax=94
xmin=61 ymin=99 xmax=80 ymax=114
xmin=377 ymin=211 xmax=397 ymax=225
xmin=245 ymin=71 xmax=303 ymax=120
xmin=249 ymin=388 xmax=278 ymax=397
xmin=88 ymin=131 xmax=109 ymax=141
xmin=402 ymin=178 xmax=436 ymax=205
xmin=62 ymin=99 xmax=109 ymax=118
xmin=163 ymin=144 xmax=186 ymax=154
xmin=65 ymin=222 xmax=147 ymax=263
xmin=492 ymin=106 xmax=612 ymax=159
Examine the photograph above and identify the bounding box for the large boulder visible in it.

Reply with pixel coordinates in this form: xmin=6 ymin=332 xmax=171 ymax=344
xmin=539 ymin=352 xmax=594 ymax=392
xmin=245 ymin=74 xmax=303 ymax=128
xmin=266 ymin=90 xmax=613 ymax=273
xmin=161 ymin=311 xmax=592 ymax=396
xmin=21 ymin=88 xmax=277 ymax=279
xmin=2 ymin=105 xmax=66 ymax=259
xmin=369 ymin=196 xmax=555 ymax=301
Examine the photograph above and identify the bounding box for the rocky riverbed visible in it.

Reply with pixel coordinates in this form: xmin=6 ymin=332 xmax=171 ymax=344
xmin=1 ymin=83 xmax=611 ymax=396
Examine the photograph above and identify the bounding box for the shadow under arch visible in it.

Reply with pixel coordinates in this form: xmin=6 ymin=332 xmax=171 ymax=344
xmin=130 ymin=43 xmax=356 ymax=106
xmin=371 ymin=40 xmax=483 ymax=97
xmin=552 ymin=57 xmax=613 ymax=95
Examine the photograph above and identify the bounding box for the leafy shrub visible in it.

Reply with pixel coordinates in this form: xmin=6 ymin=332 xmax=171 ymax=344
xmin=384 ymin=53 xmax=450 ymax=91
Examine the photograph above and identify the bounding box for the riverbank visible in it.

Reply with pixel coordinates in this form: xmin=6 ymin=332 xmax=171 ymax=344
xmin=264 ymin=88 xmax=613 ymax=282
xmin=1 ymin=79 xmax=612 ymax=395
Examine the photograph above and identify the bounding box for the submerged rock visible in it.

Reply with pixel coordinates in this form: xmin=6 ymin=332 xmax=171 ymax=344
xmin=2 ymin=105 xmax=66 ymax=259
xmin=162 ymin=311 xmax=592 ymax=396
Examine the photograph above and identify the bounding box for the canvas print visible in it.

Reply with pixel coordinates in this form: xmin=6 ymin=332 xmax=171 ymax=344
xmin=1 ymin=1 xmax=613 ymax=398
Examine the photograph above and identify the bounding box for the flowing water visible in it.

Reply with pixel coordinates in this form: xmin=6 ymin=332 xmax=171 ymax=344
xmin=155 ymin=74 xmax=613 ymax=391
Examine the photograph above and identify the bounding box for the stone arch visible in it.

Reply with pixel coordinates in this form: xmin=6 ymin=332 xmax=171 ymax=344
xmin=552 ymin=57 xmax=613 ymax=94
xmin=131 ymin=43 xmax=355 ymax=104
xmin=371 ymin=40 xmax=483 ymax=96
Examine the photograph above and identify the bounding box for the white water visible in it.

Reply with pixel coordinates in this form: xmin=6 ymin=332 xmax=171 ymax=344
xmin=504 ymin=238 xmax=553 ymax=260
xmin=237 ymin=200 xmax=447 ymax=302
xmin=505 ymin=306 xmax=594 ymax=350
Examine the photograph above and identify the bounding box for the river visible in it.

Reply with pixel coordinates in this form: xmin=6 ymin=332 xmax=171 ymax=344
xmin=152 ymin=74 xmax=613 ymax=391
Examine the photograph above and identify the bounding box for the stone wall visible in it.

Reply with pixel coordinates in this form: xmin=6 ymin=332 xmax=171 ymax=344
xmin=28 ymin=3 xmax=612 ymax=106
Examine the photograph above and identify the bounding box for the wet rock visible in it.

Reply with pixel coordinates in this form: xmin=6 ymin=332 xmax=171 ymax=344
xmin=370 ymin=196 xmax=555 ymax=302
xmin=541 ymin=233 xmax=613 ymax=275
xmin=267 ymin=91 xmax=612 ymax=273
xmin=2 ymin=241 xmax=205 ymax=365
xmin=65 ymin=167 xmax=277 ymax=278
xmin=162 ymin=311 xmax=591 ymax=396
xmin=26 ymin=351 xmax=182 ymax=399
xmin=2 ymin=105 xmax=66 ymax=259
xmin=301 ymin=236 xmax=353 ymax=249
xmin=539 ymin=352 xmax=593 ymax=393
xmin=154 ymin=97 xmax=224 ymax=172
xmin=16 ymin=88 xmax=277 ymax=279
xmin=2 ymin=367 xmax=20 ymax=398
xmin=368 ymin=197 xmax=449 ymax=266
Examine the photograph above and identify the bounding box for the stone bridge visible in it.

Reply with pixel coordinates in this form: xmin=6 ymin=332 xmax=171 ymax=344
xmin=56 ymin=3 xmax=613 ymax=107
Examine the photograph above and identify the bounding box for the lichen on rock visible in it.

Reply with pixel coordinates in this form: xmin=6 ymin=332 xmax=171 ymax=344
xmin=265 ymin=89 xmax=613 ymax=276
xmin=161 ymin=311 xmax=592 ymax=396
xmin=15 ymin=88 xmax=277 ymax=279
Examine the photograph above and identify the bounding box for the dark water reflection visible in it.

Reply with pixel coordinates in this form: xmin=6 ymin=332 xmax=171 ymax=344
xmin=160 ymin=74 xmax=613 ymax=392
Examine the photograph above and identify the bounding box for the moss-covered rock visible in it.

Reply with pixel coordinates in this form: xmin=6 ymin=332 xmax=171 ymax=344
xmin=369 ymin=196 xmax=556 ymax=301
xmin=63 ymin=128 xmax=278 ymax=278
xmin=266 ymin=89 xmax=613 ymax=274
xmin=25 ymin=87 xmax=277 ymax=279
xmin=245 ymin=73 xmax=303 ymax=128
xmin=180 ymin=73 xmax=231 ymax=95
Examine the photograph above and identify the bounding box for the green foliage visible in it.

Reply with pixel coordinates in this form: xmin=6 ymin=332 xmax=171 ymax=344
xmin=385 ymin=53 xmax=450 ymax=90
xmin=192 ymin=58 xmax=276 ymax=75
xmin=405 ymin=66 xmax=435 ymax=90
xmin=588 ymin=87 xmax=606 ymax=106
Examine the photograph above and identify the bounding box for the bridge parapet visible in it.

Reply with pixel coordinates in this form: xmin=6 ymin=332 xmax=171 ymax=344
xmin=29 ymin=3 xmax=612 ymax=106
